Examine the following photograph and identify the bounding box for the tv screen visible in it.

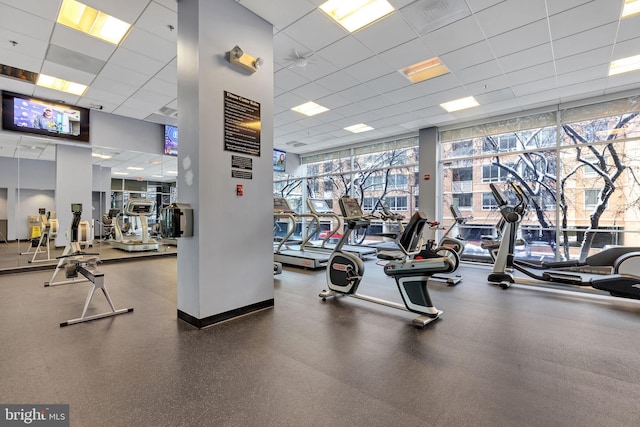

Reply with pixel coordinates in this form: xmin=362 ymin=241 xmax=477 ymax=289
xmin=273 ymin=149 xmax=286 ymax=172
xmin=164 ymin=125 xmax=178 ymax=156
xmin=1 ymin=91 xmax=90 ymax=142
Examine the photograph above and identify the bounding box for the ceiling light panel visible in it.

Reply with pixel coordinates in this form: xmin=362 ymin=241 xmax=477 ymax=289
xmin=344 ymin=123 xmax=374 ymax=133
xmin=400 ymin=57 xmax=449 ymax=83
xmin=319 ymin=0 xmax=395 ymax=32
xmin=440 ymin=96 xmax=479 ymax=112
xmin=622 ymin=0 xmax=640 ymax=18
xmin=36 ymin=74 xmax=87 ymax=95
xmin=57 ymin=0 xmax=131 ymax=45
xmin=609 ymin=54 xmax=640 ymax=75
xmin=291 ymin=101 xmax=330 ymax=116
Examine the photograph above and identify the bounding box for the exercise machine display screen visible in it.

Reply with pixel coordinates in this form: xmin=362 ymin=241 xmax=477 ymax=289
xmin=339 ymin=197 xmax=363 ymax=220
xmin=71 ymin=203 xmax=82 ymax=213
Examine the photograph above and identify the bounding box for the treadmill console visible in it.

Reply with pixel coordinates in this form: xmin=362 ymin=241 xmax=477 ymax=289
xmin=339 ymin=197 xmax=364 ymax=220
xmin=273 ymin=197 xmax=294 ymax=213
xmin=124 ymin=199 xmax=155 ymax=216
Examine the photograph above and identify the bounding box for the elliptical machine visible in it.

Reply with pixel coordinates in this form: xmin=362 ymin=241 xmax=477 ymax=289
xmin=488 ymin=182 xmax=640 ymax=300
xmin=319 ymin=197 xmax=456 ymax=328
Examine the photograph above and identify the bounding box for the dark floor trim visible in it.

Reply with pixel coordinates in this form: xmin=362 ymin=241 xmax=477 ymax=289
xmin=177 ymin=299 xmax=275 ymax=329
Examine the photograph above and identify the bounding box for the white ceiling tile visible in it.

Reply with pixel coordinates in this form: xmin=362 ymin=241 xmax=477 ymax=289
xmin=236 ymin=0 xmax=317 ymax=30
xmin=488 ymin=20 xmax=550 ymax=58
xmin=546 ymin=0 xmax=592 ymax=16
xmin=506 ymin=62 xmax=556 ymax=86
xmin=337 ymin=84 xmax=381 ymax=103
xmin=612 ymin=37 xmax=640 ymax=61
xmin=112 ymin=104 xmax=153 ymax=120
xmin=474 ymin=87 xmax=515 ymax=104
xmin=0 ymin=76 xmax=36 ymax=94
xmin=274 ymin=92 xmax=307 ymax=109
xmin=153 ymin=0 xmax=177 ymax=12
xmin=440 ymin=40 xmax=495 ymax=72
xmin=99 ymin=62 xmax=150 ymax=87
xmin=378 ymin=38 xmax=436 ymax=70
xmin=354 ymin=12 xmax=418 ymax=54
xmin=120 ymin=27 xmax=176 ymax=63
xmin=511 ymin=76 xmax=558 ymax=97
xmin=497 ymin=43 xmax=554 ymax=73
xmin=343 ymin=56 xmax=395 ymax=84
xmin=131 ymin=88 xmax=175 ymax=109
xmin=557 ymin=64 xmax=609 ymax=87
xmin=548 ymin=0 xmax=620 ymax=40
xmin=40 ymin=60 xmax=96 ymax=86
xmin=292 ymin=82 xmax=333 ymax=101
xmin=134 ymin=1 xmax=178 ymax=42
xmin=553 ymin=22 xmax=618 ymax=59
xmin=606 ymin=70 xmax=640 ymax=92
xmin=318 ymin=36 xmax=374 ymax=69
xmin=275 ymin=68 xmax=311 ymax=91
xmin=141 ymin=77 xmax=176 ymax=97
xmin=366 ymin=72 xmax=411 ymax=93
xmin=559 ymin=79 xmax=607 ymax=99
xmin=315 ymin=71 xmax=361 ymax=93
xmin=0 ymin=3 xmax=55 ymax=41
xmin=0 ymin=45 xmax=44 ymax=73
xmin=421 ymin=15 xmax=485 ymax=56
xmin=109 ymin=47 xmax=165 ymax=77
xmin=154 ymin=61 xmax=177 ymax=83
xmin=284 ymin=54 xmax=340 ymax=81
xmin=50 ymin=25 xmax=118 ymax=61
xmin=466 ymin=74 xmax=511 ymax=95
xmin=453 ymin=60 xmax=503 ymax=85
xmin=617 ymin=14 xmax=640 ymax=43
xmin=281 ymin=10 xmax=348 ymax=52
xmin=474 ymin=0 xmax=547 ymax=38
xmin=315 ymin=93 xmax=352 ymax=110
xmin=32 ymin=87 xmax=80 ymax=105
xmin=90 ymin=75 xmax=138 ymax=98
xmin=554 ymin=46 xmax=611 ymax=75
xmin=0 ymin=28 xmax=48 ymax=60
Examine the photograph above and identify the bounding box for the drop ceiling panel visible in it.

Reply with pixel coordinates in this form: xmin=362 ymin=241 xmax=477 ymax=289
xmin=559 ymin=79 xmax=607 ymax=99
xmin=554 ymin=46 xmax=612 ymax=75
xmin=109 ymin=47 xmax=165 ymax=77
xmin=141 ymin=77 xmax=176 ymax=97
xmin=506 ymin=62 xmax=556 ymax=86
xmin=50 ymin=25 xmax=117 ymax=61
xmin=131 ymin=88 xmax=175 ymax=108
xmin=121 ymin=28 xmax=176 ymax=63
xmin=317 ymin=36 xmax=374 ymax=69
xmin=497 ymin=43 xmax=554 ymax=73
xmin=343 ymin=56 xmax=395 ymax=84
xmin=153 ymin=0 xmax=177 ymax=12
xmin=291 ymin=82 xmax=333 ymax=101
xmin=511 ymin=76 xmax=558 ymax=97
xmin=274 ymin=68 xmax=311 ymax=91
xmin=90 ymin=75 xmax=138 ymax=98
xmin=82 ymin=86 xmax=129 ymax=105
xmin=236 ymin=0 xmax=317 ymax=30
xmin=134 ymin=1 xmax=178 ymax=42
xmin=421 ymin=15 xmax=485 ymax=56
xmin=99 ymin=63 xmax=151 ymax=87
xmin=0 ymin=45 xmax=44 ymax=74
xmin=274 ymin=92 xmax=307 ymax=109
xmin=440 ymin=40 xmax=495 ymax=72
xmin=281 ymin=10 xmax=347 ymax=52
xmin=548 ymin=0 xmax=620 ymax=40
xmin=0 ymin=28 xmax=49 ymax=60
xmin=474 ymin=0 xmax=547 ymax=38
xmin=545 ymin=0 xmax=593 ymax=15
xmin=378 ymin=38 xmax=436 ymax=70
xmin=488 ymin=20 xmax=550 ymax=58
xmin=552 ymin=22 xmax=618 ymax=59
xmin=367 ymin=72 xmax=411 ymax=93
xmin=284 ymin=55 xmax=340 ymax=81
xmin=315 ymin=93 xmax=352 ymax=110
xmin=353 ymin=12 xmax=418 ymax=54
xmin=453 ymin=60 xmax=504 ymax=85
xmin=315 ymin=71 xmax=361 ymax=93
xmin=0 ymin=76 xmax=36 ymax=94
xmin=611 ymin=37 xmax=640 ymax=61
xmin=617 ymin=14 xmax=640 ymax=42
xmin=337 ymin=84 xmax=380 ymax=103
xmin=0 ymin=3 xmax=55 ymax=41
xmin=32 ymin=86 xmax=80 ymax=105
xmin=557 ymin=64 xmax=609 ymax=87
xmin=154 ymin=61 xmax=177 ymax=83
xmin=40 ymin=60 xmax=96 ymax=86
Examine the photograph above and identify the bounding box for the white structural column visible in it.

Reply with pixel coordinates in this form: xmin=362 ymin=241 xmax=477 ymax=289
xmin=176 ymin=0 xmax=275 ymax=327
xmin=55 ymin=144 xmax=92 ymax=248
xmin=418 ymin=127 xmax=439 ymax=222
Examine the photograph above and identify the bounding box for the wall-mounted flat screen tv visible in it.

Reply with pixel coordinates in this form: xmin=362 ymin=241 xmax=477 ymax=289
xmin=273 ymin=148 xmax=286 ymax=172
xmin=164 ymin=125 xmax=178 ymax=156
xmin=1 ymin=91 xmax=90 ymax=142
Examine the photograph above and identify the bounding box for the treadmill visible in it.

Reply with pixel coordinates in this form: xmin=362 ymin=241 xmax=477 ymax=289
xmin=305 ymin=198 xmax=377 ymax=259
xmin=273 ymin=197 xmax=329 ymax=269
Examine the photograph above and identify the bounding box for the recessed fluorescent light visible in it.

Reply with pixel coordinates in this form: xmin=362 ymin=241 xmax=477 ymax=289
xmin=113 ymin=172 xmax=129 ymax=176
xmin=440 ymin=96 xmax=479 ymax=112
xmin=127 ymin=166 xmax=144 ymax=171
xmin=57 ymin=0 xmax=131 ymax=45
xmin=36 ymin=74 xmax=87 ymax=96
xmin=291 ymin=101 xmax=330 ymax=116
xmin=344 ymin=123 xmax=374 ymax=133
xmin=400 ymin=57 xmax=449 ymax=83
xmin=152 ymin=175 xmax=163 ymax=178
xmin=92 ymin=153 xmax=112 ymax=159
xmin=622 ymin=0 xmax=640 ymax=18
xmin=319 ymin=0 xmax=395 ymax=32
xmin=166 ymin=171 xmax=178 ymax=175
xmin=609 ymin=54 xmax=640 ymax=76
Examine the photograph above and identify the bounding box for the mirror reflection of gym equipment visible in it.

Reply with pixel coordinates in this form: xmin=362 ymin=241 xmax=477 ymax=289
xmin=19 ymin=208 xmax=59 ymax=263
xmin=111 ymin=198 xmax=160 ymax=252
xmin=45 ymin=203 xmax=133 ymax=327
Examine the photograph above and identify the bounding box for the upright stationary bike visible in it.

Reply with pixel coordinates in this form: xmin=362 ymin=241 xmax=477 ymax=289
xmin=320 ymin=197 xmax=456 ymax=328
